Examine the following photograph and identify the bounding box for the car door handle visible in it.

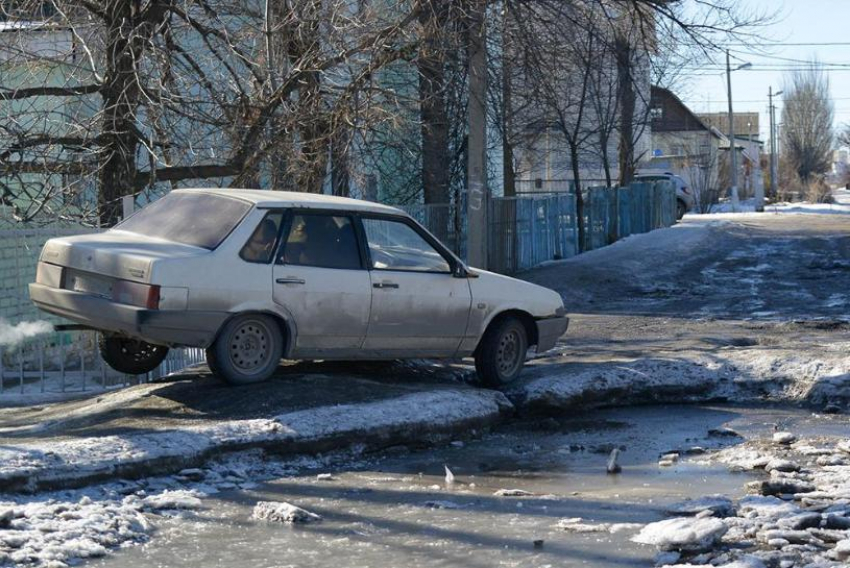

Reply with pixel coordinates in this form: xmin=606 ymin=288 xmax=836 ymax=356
xmin=276 ymin=277 xmax=306 ymax=285
xmin=373 ymin=282 xmax=399 ymax=289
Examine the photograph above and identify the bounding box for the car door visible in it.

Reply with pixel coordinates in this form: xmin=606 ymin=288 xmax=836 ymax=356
xmin=272 ymin=211 xmax=372 ymax=358
xmin=360 ymin=215 xmax=472 ymax=357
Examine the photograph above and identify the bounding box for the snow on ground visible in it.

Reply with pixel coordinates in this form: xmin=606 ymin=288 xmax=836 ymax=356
xmin=0 ymin=449 xmax=362 ymax=567
xmin=699 ymin=189 xmax=850 ymax=217
xmin=0 ymin=389 xmax=510 ymax=491
xmin=520 ymin=347 xmax=850 ymax=413
xmin=630 ymin=435 xmax=850 ymax=567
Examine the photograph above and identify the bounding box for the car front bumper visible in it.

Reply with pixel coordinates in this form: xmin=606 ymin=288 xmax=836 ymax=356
xmin=29 ymin=283 xmax=227 ymax=348
xmin=535 ymin=315 xmax=569 ymax=353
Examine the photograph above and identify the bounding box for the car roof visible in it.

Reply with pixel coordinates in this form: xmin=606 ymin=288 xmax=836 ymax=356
xmin=174 ymin=188 xmax=405 ymax=215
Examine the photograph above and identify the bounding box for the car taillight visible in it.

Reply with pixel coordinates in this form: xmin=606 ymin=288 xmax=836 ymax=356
xmin=682 ymin=186 xmax=690 ymax=194
xmin=112 ymin=281 xmax=160 ymax=309
xmin=36 ymin=262 xmax=64 ymax=288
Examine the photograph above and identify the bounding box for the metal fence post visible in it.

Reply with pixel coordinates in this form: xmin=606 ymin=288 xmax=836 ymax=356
xmin=39 ymin=341 xmax=44 ymax=393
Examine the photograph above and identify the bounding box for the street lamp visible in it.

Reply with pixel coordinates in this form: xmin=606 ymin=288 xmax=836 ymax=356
xmin=768 ymin=87 xmax=783 ymax=207
xmin=726 ymin=50 xmax=751 ymax=210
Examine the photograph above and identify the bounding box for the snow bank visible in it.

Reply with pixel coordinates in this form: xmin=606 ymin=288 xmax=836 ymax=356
xmin=632 ymin=517 xmax=727 ymax=552
xmin=0 ymin=388 xmax=511 ymax=492
xmin=252 ymin=501 xmax=322 ymax=524
xmin=517 ymin=346 xmax=850 ymax=414
xmin=518 ymin=358 xmax=720 ymax=412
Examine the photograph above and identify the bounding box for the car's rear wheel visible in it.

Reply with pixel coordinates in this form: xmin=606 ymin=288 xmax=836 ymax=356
xmin=98 ymin=335 xmax=169 ymax=375
xmin=474 ymin=316 xmax=528 ymax=388
xmin=207 ymin=314 xmax=283 ymax=385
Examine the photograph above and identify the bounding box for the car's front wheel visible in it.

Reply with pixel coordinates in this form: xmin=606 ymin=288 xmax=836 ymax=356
xmin=99 ymin=335 xmax=169 ymax=375
xmin=474 ymin=316 xmax=528 ymax=388
xmin=676 ymin=199 xmax=687 ymax=220
xmin=206 ymin=314 xmax=283 ymax=385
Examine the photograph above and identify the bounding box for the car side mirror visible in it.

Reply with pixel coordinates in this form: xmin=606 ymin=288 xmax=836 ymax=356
xmin=453 ymin=264 xmax=478 ymax=278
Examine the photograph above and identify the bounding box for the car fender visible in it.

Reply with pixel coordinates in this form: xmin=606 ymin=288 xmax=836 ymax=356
xmin=219 ymin=301 xmax=298 ymax=357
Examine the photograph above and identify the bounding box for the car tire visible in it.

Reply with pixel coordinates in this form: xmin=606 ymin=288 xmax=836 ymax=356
xmin=676 ymin=200 xmax=687 ymax=220
xmin=474 ymin=316 xmax=528 ymax=388
xmin=98 ymin=334 xmax=169 ymax=375
xmin=207 ymin=314 xmax=283 ymax=385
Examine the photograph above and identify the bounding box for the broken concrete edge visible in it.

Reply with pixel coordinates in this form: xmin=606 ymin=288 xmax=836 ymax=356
xmin=510 ymin=352 xmax=850 ymax=416
xmin=0 ymin=388 xmax=514 ymax=494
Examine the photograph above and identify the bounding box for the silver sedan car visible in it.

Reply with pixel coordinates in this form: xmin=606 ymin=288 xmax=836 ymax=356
xmin=30 ymin=189 xmax=568 ymax=386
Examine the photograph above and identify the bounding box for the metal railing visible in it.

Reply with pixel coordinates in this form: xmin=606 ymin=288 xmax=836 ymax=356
xmin=0 ymin=331 xmax=206 ymax=396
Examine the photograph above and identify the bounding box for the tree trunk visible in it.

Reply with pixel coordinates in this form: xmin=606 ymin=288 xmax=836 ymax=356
xmin=600 ymin=133 xmax=612 ymax=188
xmin=98 ymin=1 xmax=142 ymax=227
xmin=297 ymin=69 xmax=329 ymax=193
xmin=331 ymin=128 xmax=350 ymax=196
xmin=570 ymin=143 xmax=586 ymax=252
xmin=418 ymin=0 xmax=451 ymax=241
xmin=502 ymin=11 xmax=515 ymax=198
xmin=615 ymin=35 xmax=636 ymax=188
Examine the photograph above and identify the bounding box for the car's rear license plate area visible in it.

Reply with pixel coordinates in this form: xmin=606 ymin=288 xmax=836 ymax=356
xmin=64 ymin=269 xmax=115 ymax=299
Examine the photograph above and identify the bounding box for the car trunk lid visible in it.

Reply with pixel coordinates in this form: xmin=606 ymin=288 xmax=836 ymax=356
xmin=40 ymin=230 xmax=208 ymax=283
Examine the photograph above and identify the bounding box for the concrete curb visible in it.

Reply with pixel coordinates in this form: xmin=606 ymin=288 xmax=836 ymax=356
xmin=510 ymin=349 xmax=850 ymax=415
xmin=0 ymin=388 xmax=514 ymax=493
xmin=511 ymin=359 xmax=720 ymax=415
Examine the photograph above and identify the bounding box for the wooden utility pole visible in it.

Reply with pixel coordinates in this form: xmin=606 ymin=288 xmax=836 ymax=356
xmin=466 ymin=0 xmax=488 ymax=269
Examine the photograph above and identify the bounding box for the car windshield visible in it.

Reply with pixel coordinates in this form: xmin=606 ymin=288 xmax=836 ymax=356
xmin=113 ymin=192 xmax=252 ymax=250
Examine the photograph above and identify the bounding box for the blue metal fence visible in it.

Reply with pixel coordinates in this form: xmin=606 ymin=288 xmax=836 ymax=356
xmin=582 ymin=181 xmax=677 ymax=253
xmin=376 ymin=180 xmax=675 ymax=275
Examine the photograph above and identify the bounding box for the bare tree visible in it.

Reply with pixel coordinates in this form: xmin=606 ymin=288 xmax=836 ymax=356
xmin=0 ymin=0 xmax=425 ymax=226
xmin=781 ymin=64 xmax=834 ymax=186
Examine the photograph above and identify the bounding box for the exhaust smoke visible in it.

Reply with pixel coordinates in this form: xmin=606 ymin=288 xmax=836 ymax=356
xmin=0 ymin=318 xmax=53 ymax=347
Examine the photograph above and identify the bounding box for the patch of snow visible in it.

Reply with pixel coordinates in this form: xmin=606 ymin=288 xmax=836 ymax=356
xmin=494 ymin=488 xmax=534 ymax=497
xmin=772 ymin=432 xmax=797 ymax=445
xmin=0 ymin=389 xmax=510 ymax=488
xmin=252 ymin=501 xmax=322 ymax=524
xmin=632 ymin=517 xmax=728 ymax=552
xmin=142 ymin=490 xmax=203 ymax=510
xmin=556 ymin=518 xmax=611 ymax=533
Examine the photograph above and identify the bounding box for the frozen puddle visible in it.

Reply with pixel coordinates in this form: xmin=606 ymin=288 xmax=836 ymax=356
xmin=83 ymin=405 xmax=789 ymax=568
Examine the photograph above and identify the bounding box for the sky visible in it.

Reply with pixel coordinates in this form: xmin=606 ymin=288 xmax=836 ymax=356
xmin=677 ymin=0 xmax=850 ymax=148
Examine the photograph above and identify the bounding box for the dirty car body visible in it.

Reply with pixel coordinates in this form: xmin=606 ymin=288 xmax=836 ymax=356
xmin=30 ymin=189 xmax=568 ymax=385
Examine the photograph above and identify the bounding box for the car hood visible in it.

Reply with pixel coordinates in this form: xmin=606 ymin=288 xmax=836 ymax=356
xmin=468 ymin=268 xmax=564 ymax=317
xmin=39 ymin=230 xmax=208 ymax=283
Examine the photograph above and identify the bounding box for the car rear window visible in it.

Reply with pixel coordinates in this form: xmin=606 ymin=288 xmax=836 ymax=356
xmin=114 ymin=192 xmax=252 ymax=250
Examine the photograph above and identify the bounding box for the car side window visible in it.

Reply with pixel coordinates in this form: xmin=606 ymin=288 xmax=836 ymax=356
xmin=362 ymin=217 xmax=451 ymax=273
xmin=239 ymin=211 xmax=283 ymax=264
xmin=278 ymin=213 xmax=362 ymax=270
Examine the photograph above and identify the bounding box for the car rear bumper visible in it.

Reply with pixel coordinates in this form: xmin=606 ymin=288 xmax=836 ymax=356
xmin=29 ymin=283 xmax=227 ymax=348
xmin=535 ymin=315 xmax=569 ymax=353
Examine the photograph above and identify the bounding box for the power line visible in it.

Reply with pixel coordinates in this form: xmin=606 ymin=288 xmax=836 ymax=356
xmin=681 ymin=97 xmax=850 ymax=103
xmin=723 ymin=42 xmax=850 ymax=47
